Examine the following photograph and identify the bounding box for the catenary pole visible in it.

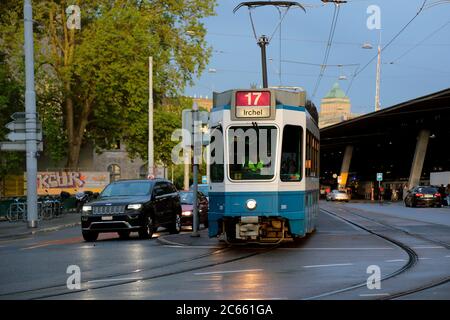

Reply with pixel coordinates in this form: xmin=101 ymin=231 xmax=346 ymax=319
xmin=24 ymin=0 xmax=38 ymax=228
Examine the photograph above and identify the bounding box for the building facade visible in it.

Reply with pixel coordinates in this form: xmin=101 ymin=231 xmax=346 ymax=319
xmin=319 ymin=82 xmax=357 ymax=128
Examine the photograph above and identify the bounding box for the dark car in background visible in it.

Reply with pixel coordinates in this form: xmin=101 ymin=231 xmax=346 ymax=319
xmin=404 ymin=186 xmax=442 ymax=207
xmin=179 ymin=191 xmax=208 ymax=229
xmin=81 ymin=179 xmax=182 ymax=241
xmin=190 ymin=184 xmax=209 ymax=201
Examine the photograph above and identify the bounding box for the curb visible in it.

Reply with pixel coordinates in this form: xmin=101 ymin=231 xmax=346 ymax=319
xmin=0 ymin=221 xmax=81 ymax=240
xmin=156 ymin=235 xmax=187 ymax=246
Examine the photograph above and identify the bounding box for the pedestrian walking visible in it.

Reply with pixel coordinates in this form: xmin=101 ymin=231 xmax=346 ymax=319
xmin=438 ymin=184 xmax=446 ymax=206
xmin=445 ymin=183 xmax=450 ymax=206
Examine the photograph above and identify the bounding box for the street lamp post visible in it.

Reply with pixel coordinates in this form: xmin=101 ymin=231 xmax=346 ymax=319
xmin=148 ymin=57 xmax=154 ymax=178
xmin=191 ymin=102 xmax=200 ymax=237
xmin=362 ymin=32 xmax=382 ymax=112
xmin=375 ymin=32 xmax=382 ymax=112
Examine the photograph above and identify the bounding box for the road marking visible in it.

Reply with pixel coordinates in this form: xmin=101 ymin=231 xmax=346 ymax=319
xmin=359 ymin=293 xmax=390 ymax=297
xmin=280 ymin=247 xmax=394 ymax=251
xmin=21 ymin=236 xmax=84 ymax=250
xmin=163 ymin=245 xmax=224 ymax=249
xmin=445 ymin=255 xmax=450 ymax=258
xmin=303 ymin=263 xmax=353 ymax=269
xmin=385 ymin=259 xmax=406 ymax=262
xmin=88 ymin=277 xmax=142 ymax=283
xmin=411 ymin=246 xmax=445 ymax=249
xmin=194 ymin=269 xmax=263 ymax=276
xmin=418 ymin=257 xmax=432 ymax=260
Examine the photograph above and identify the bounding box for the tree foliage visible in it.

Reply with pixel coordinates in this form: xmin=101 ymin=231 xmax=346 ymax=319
xmin=0 ymin=0 xmax=216 ymax=168
xmin=0 ymin=53 xmax=24 ymax=180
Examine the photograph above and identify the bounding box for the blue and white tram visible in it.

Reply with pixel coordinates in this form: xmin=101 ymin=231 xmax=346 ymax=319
xmin=208 ymin=88 xmax=320 ymax=243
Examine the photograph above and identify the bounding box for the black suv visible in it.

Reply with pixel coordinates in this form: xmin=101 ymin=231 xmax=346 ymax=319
xmin=81 ymin=179 xmax=182 ymax=241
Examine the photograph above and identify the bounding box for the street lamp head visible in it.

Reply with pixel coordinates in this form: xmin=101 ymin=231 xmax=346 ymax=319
xmin=362 ymin=42 xmax=373 ymax=49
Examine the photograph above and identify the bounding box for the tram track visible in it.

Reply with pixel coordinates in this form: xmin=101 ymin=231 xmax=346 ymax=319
xmin=308 ymin=207 xmax=450 ymax=300
xmin=1 ymin=241 xmax=278 ymax=300
xmin=0 ymin=243 xmax=230 ymax=299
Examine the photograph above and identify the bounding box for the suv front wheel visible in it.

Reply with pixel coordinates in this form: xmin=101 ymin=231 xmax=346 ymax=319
xmin=168 ymin=212 xmax=182 ymax=234
xmin=139 ymin=215 xmax=154 ymax=239
xmin=82 ymin=230 xmax=98 ymax=242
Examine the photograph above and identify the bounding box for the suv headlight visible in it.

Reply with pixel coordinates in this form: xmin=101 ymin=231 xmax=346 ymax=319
xmin=82 ymin=205 xmax=92 ymax=213
xmin=127 ymin=204 xmax=142 ymax=210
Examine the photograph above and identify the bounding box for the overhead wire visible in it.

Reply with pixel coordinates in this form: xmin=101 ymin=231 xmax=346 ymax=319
xmin=311 ymin=3 xmax=341 ymax=98
xmin=390 ymin=19 xmax=450 ymax=64
xmin=346 ymin=0 xmax=429 ymax=95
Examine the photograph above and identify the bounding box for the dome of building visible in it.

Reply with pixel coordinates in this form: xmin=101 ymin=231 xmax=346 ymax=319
xmin=324 ymin=82 xmax=347 ymax=99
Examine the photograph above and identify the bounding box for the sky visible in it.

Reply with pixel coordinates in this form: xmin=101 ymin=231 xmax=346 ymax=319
xmin=184 ymin=0 xmax=450 ymax=115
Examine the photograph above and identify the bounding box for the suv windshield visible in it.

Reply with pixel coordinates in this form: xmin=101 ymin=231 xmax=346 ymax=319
xmin=228 ymin=125 xmax=277 ymax=180
xmin=100 ymin=181 xmax=151 ymax=198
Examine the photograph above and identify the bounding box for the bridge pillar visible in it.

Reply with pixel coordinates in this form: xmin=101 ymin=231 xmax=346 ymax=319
xmin=339 ymin=145 xmax=353 ymax=190
xmin=407 ymin=129 xmax=430 ymax=190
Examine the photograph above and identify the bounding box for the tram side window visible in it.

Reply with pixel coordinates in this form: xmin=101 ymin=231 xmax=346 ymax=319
xmin=210 ymin=126 xmax=224 ymax=182
xmin=306 ymin=130 xmax=319 ymax=177
xmin=280 ymin=125 xmax=303 ymax=182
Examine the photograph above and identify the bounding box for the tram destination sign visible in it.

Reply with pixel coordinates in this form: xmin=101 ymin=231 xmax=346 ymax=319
xmin=235 ymin=91 xmax=271 ymax=118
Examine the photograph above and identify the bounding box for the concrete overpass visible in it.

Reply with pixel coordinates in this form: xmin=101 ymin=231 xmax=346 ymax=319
xmin=320 ymin=88 xmax=450 ymax=198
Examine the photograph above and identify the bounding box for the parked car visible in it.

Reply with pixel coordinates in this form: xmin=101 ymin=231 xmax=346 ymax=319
xmin=404 ymin=186 xmax=442 ymax=208
xmin=190 ymin=184 xmax=209 ymax=201
xmin=81 ymin=179 xmax=182 ymax=242
xmin=326 ymin=190 xmax=350 ymax=202
xmin=179 ymin=191 xmax=208 ymax=228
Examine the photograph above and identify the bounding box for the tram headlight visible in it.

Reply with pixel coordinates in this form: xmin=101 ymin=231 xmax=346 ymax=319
xmin=246 ymin=199 xmax=257 ymax=210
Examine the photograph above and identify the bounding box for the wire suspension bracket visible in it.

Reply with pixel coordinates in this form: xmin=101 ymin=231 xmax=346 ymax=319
xmin=234 ymin=1 xmax=306 ymax=88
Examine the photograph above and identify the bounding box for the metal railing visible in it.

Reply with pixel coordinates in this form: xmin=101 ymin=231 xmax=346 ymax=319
xmin=6 ymin=198 xmax=63 ymax=222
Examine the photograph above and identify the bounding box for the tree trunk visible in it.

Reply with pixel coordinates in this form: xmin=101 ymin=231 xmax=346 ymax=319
xmin=65 ymin=94 xmax=78 ymax=169
xmin=66 ymin=98 xmax=92 ymax=169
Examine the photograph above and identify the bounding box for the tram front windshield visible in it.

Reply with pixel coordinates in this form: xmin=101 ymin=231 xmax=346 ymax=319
xmin=228 ymin=125 xmax=277 ymax=180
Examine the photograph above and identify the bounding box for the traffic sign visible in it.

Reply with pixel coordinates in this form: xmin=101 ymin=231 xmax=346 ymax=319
xmin=4 ymin=112 xmax=42 ymax=142
xmin=5 ymin=121 xmax=42 ymax=132
xmin=0 ymin=141 xmax=43 ymax=151
xmin=11 ymin=112 xmax=27 ymax=120
xmin=182 ymin=109 xmax=209 ymax=147
xmin=376 ymin=172 xmax=383 ymax=181
xmin=6 ymin=130 xmax=42 ymax=142
xmin=202 ymin=175 xmax=208 ymax=184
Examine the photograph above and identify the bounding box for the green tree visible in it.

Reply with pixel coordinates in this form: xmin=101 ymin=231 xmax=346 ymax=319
xmin=0 ymin=0 xmax=216 ymax=168
xmin=0 ymin=52 xmax=24 ymax=181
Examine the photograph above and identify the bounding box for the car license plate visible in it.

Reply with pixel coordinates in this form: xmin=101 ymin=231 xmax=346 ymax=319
xmin=102 ymin=216 xmax=113 ymax=221
xmin=424 ymin=194 xmax=433 ymax=198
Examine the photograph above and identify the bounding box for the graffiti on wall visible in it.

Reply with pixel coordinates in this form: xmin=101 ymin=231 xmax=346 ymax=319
xmin=37 ymin=171 xmax=110 ymax=195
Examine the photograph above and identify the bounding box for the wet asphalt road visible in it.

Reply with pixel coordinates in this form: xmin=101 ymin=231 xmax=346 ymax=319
xmin=0 ymin=202 xmax=449 ymax=300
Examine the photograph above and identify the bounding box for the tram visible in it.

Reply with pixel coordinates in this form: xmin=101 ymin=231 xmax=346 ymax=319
xmin=207 ymin=87 xmax=320 ymax=243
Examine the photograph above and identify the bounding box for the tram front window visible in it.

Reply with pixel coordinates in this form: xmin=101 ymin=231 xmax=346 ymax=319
xmin=228 ymin=125 xmax=277 ymax=180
